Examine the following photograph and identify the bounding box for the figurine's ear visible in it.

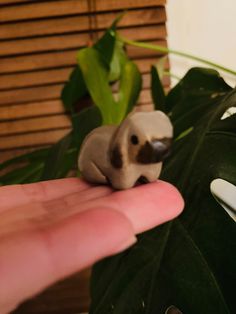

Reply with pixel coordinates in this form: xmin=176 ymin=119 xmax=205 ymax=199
xmin=110 ymin=145 xmax=123 ymax=169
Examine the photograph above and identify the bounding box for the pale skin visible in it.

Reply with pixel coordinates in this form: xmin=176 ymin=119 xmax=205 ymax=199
xmin=0 ymin=178 xmax=184 ymax=313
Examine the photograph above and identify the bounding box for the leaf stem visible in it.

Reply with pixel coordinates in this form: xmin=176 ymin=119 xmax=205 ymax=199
xmin=120 ymin=37 xmax=236 ymax=76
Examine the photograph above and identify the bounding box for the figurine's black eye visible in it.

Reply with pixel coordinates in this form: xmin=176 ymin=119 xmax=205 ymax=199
xmin=131 ymin=135 xmax=139 ymax=145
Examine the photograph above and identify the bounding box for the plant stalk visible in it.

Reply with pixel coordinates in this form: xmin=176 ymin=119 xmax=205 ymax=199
xmin=121 ymin=37 xmax=236 ymax=76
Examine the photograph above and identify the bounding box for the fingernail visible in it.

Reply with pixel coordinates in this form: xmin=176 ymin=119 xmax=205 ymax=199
xmin=112 ymin=235 xmax=137 ymax=254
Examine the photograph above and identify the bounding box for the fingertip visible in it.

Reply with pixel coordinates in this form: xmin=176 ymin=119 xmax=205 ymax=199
xmin=111 ymin=180 xmax=184 ymax=233
xmin=155 ymin=180 xmax=185 ymax=215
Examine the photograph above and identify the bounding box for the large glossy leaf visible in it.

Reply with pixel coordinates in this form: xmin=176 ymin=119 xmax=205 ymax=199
xmin=166 ymin=68 xmax=232 ymax=138
xmin=90 ymin=69 xmax=236 ymax=314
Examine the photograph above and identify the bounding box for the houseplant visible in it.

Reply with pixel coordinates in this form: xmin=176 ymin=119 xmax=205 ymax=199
xmin=0 ymin=17 xmax=235 ymax=314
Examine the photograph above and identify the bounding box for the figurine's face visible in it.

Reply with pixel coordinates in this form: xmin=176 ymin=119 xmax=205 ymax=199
xmin=127 ymin=111 xmax=173 ymax=164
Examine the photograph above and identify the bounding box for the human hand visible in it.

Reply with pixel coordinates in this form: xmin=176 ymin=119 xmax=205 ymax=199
xmin=0 ymin=178 xmax=184 ymax=313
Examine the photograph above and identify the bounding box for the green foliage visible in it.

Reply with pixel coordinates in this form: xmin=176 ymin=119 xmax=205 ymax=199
xmin=77 ymin=47 xmax=117 ymax=124
xmin=117 ymin=60 xmax=142 ymax=123
xmin=90 ymin=68 xmax=236 ymax=314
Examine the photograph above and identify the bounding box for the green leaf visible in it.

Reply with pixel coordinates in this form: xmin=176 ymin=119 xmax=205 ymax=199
xmin=0 ymin=162 xmax=44 ymax=185
xmin=108 ymin=40 xmax=127 ymax=82
xmin=166 ymin=67 xmax=232 ymax=113
xmin=90 ymin=69 xmax=236 ymax=314
xmin=117 ymin=60 xmax=142 ymax=123
xmin=40 ymin=132 xmax=73 ymax=181
xmin=72 ymin=105 xmax=103 ymax=148
xmin=61 ymin=66 xmax=87 ymax=110
xmin=94 ymin=21 xmax=117 ymax=67
xmin=166 ymin=67 xmax=232 ymax=138
xmin=77 ymin=47 xmax=117 ymax=124
xmin=0 ymin=148 xmax=49 ymax=172
xmin=151 ymin=65 xmax=166 ymax=112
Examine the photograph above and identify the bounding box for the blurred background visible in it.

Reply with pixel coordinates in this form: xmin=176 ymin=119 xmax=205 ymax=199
xmin=167 ymin=0 xmax=236 ymax=86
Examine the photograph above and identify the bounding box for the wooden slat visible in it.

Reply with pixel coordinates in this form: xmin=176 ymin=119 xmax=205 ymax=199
xmin=0 ymin=100 xmax=65 ymax=120
xmin=0 ymin=128 xmax=70 ymax=150
xmin=135 ymin=103 xmax=154 ymax=112
xmin=0 ymin=0 xmax=165 ymax=22
xmin=0 ymin=84 xmax=63 ymax=106
xmin=0 ymin=71 xmax=169 ymax=106
xmin=0 ymin=39 xmax=167 ymax=74
xmin=0 ymin=114 xmax=71 ymax=135
xmin=0 ymin=7 xmax=166 ymax=40
xmin=138 ymin=89 xmax=152 ymax=104
xmin=0 ymin=24 xmax=166 ymax=57
xmin=0 ymin=88 xmax=152 ymax=149
xmin=0 ymin=95 xmax=161 ymax=121
xmin=0 ymin=33 xmax=88 ymax=57
xmin=0 ymin=104 xmax=157 ymax=164
xmin=0 ymin=68 xmax=72 ymax=90
xmin=0 ymin=54 xmax=169 ymax=90
xmin=0 ymin=0 xmax=34 ymax=5
xmin=0 ymin=50 xmax=76 ymax=75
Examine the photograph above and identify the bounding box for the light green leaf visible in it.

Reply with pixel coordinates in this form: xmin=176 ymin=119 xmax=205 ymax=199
xmin=117 ymin=60 xmax=142 ymax=123
xmin=109 ymin=40 xmax=127 ymax=82
xmin=77 ymin=47 xmax=117 ymax=124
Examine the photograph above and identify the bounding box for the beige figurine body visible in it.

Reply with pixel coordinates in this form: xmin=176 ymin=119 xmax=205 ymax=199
xmin=78 ymin=111 xmax=173 ymax=190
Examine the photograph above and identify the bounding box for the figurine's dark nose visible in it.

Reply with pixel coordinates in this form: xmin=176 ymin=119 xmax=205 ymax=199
xmin=150 ymin=138 xmax=171 ymax=162
xmin=137 ymin=138 xmax=171 ymax=164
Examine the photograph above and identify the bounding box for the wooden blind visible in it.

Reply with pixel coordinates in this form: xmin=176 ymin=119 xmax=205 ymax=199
xmin=0 ymin=0 xmax=168 ymax=165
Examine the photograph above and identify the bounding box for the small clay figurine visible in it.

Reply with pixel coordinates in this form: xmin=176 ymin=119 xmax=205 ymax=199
xmin=78 ymin=110 xmax=173 ymax=190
